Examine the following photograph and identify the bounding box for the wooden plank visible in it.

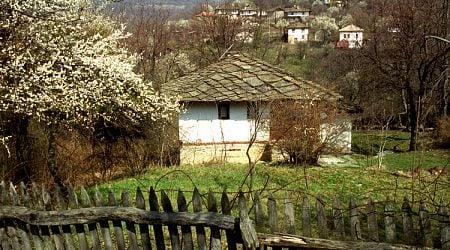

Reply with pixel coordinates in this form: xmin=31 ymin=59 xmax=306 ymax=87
xmin=401 ymin=197 xmax=414 ymax=245
xmin=41 ymin=185 xmax=56 ymax=250
xmin=284 ymin=192 xmax=296 ymax=234
xmin=55 ymin=185 xmax=75 ymax=250
xmin=0 ymin=181 xmax=11 ymax=250
xmin=238 ymin=191 xmax=259 ymax=249
xmin=316 ymin=195 xmax=328 ymax=239
xmin=349 ymin=197 xmax=361 ymax=240
xmin=192 ymin=187 xmax=206 ymax=250
xmin=419 ymin=201 xmax=433 ymax=247
xmin=161 ymin=190 xmax=181 ymax=250
xmin=107 ymin=189 xmax=125 ymax=250
xmin=177 ymin=190 xmax=193 ymax=250
xmin=438 ymin=201 xmax=450 ymax=250
xmin=19 ymin=182 xmax=30 ymax=207
xmin=221 ymin=190 xmax=237 ymax=250
xmin=44 ymin=185 xmax=64 ymax=250
xmin=80 ymin=186 xmax=101 ymax=249
xmin=15 ymin=182 xmax=32 ymax=250
xmin=258 ymin=232 xmax=422 ymax=249
xmin=253 ymin=191 xmax=264 ymax=228
xmin=149 ymin=187 xmax=165 ymax=250
xmin=366 ymin=197 xmax=379 ymax=242
xmin=94 ymin=187 xmax=113 ymax=250
xmin=67 ymin=186 xmax=88 ymax=250
xmin=0 ymin=200 xmax=239 ymax=229
xmin=29 ymin=183 xmax=43 ymax=250
xmin=135 ymin=187 xmax=151 ymax=250
xmin=268 ymin=192 xmax=278 ymax=233
xmin=121 ymin=190 xmax=138 ymax=250
xmin=332 ymin=197 xmax=345 ymax=238
xmin=207 ymin=190 xmax=221 ymax=250
xmin=7 ymin=183 xmax=22 ymax=250
xmin=302 ymin=196 xmax=312 ymax=237
xmin=384 ymin=197 xmax=396 ymax=243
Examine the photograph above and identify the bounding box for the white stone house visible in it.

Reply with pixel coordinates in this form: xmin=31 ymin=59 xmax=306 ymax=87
xmin=283 ymin=6 xmax=311 ymax=23
xmin=214 ymin=5 xmax=240 ymax=18
xmin=286 ymin=23 xmax=310 ymax=43
xmin=339 ymin=24 xmax=363 ymax=48
xmin=163 ymin=53 xmax=349 ymax=164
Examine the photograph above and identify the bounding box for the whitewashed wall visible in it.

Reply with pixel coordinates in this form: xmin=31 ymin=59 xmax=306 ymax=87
xmin=288 ymin=28 xmax=309 ymax=43
xmin=339 ymin=31 xmax=363 ymax=48
xmin=179 ymin=102 xmax=269 ymax=144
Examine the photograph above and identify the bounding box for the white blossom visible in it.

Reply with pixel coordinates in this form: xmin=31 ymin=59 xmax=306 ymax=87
xmin=0 ymin=0 xmax=179 ymax=130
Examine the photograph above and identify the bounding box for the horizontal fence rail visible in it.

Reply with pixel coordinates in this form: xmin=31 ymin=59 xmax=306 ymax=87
xmin=0 ymin=181 xmax=258 ymax=250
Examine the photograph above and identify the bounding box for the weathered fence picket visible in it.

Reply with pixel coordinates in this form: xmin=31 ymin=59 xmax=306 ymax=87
xmin=207 ymin=189 xmax=222 ymax=250
xmin=107 ymin=188 xmax=126 ymax=250
xmin=149 ymin=186 xmax=165 ymax=250
xmin=177 ymin=190 xmax=194 ymax=250
xmin=122 ymin=190 xmax=138 ymax=250
xmin=317 ymin=195 xmax=328 ymax=239
xmin=94 ymin=187 xmax=114 ymax=250
xmin=332 ymin=197 xmax=345 ymax=238
xmin=192 ymin=187 xmax=206 ymax=250
xmin=136 ymin=187 xmax=151 ymax=250
xmin=384 ymin=197 xmax=396 ymax=243
xmin=366 ymin=197 xmax=379 ymax=241
xmin=161 ymin=189 xmax=181 ymax=250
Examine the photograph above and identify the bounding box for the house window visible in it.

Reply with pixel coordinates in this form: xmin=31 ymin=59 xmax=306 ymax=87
xmin=247 ymin=102 xmax=260 ymax=119
xmin=218 ymin=103 xmax=230 ymax=120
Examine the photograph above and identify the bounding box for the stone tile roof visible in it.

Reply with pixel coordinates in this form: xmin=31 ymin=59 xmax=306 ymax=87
xmin=339 ymin=24 xmax=363 ymax=32
xmin=162 ymin=53 xmax=341 ymax=102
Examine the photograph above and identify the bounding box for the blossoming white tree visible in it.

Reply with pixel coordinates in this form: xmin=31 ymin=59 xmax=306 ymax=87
xmin=0 ymin=0 xmax=178 ymax=184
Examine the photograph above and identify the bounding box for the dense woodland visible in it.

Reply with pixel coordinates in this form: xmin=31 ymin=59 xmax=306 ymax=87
xmin=0 ymin=0 xmax=449 ymax=185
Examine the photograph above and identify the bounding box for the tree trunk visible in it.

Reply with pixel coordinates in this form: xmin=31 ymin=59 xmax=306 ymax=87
xmin=406 ymin=85 xmax=418 ymax=151
xmin=47 ymin=124 xmax=66 ymax=190
xmin=15 ymin=116 xmax=30 ymax=182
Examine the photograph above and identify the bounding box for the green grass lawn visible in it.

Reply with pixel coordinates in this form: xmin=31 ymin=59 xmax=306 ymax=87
xmin=89 ymin=129 xmax=448 ymax=237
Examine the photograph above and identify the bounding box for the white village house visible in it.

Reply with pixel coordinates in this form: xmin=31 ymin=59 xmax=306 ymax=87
xmin=339 ymin=24 xmax=364 ymax=48
xmin=163 ymin=53 xmax=351 ymax=164
xmin=286 ymin=22 xmax=310 ymax=43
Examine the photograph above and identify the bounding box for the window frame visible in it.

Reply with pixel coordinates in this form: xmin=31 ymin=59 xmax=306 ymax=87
xmin=217 ymin=103 xmax=230 ymax=120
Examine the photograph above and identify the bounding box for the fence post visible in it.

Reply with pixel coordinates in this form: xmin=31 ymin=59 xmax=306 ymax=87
xmin=254 ymin=191 xmax=264 ymax=228
xmin=419 ymin=201 xmax=433 ymax=247
xmin=401 ymin=197 xmax=414 ymax=245
xmin=161 ymin=190 xmax=181 ymax=250
xmin=332 ymin=197 xmax=345 ymax=238
xmin=367 ymin=197 xmax=379 ymax=241
xmin=68 ymin=186 xmax=88 ymax=250
xmin=122 ymin=190 xmax=138 ymax=250
xmin=349 ymin=197 xmax=361 ymax=240
xmin=238 ymin=191 xmax=259 ymax=249
xmin=207 ymin=189 xmax=222 ymax=250
xmin=178 ymin=190 xmax=194 ymax=250
xmin=149 ymin=187 xmax=165 ymax=250
xmin=107 ymin=188 xmax=125 ymax=250
xmin=221 ymin=190 xmax=237 ymax=250
xmin=268 ymin=192 xmax=278 ymax=233
xmin=5 ymin=183 xmax=20 ymax=249
xmin=316 ymin=195 xmax=328 ymax=239
xmin=438 ymin=201 xmax=450 ymax=250
xmin=384 ymin=196 xmax=396 ymax=243
xmin=135 ymin=187 xmax=151 ymax=250
xmin=16 ymin=182 xmax=32 ymax=249
xmin=80 ymin=186 xmax=101 ymax=249
xmin=94 ymin=187 xmax=113 ymax=250
xmin=302 ymin=196 xmax=312 ymax=237
xmin=192 ymin=187 xmax=206 ymax=250
xmin=40 ymin=185 xmax=55 ymax=250
xmin=284 ymin=191 xmax=296 ymax=234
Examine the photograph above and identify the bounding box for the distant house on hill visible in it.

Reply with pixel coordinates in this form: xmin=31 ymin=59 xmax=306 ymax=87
xmin=214 ymin=4 xmax=240 ymax=18
xmin=286 ymin=22 xmax=310 ymax=43
xmin=338 ymin=24 xmax=363 ymax=48
xmin=163 ymin=53 xmax=350 ymax=164
xmin=283 ymin=6 xmax=311 ymax=22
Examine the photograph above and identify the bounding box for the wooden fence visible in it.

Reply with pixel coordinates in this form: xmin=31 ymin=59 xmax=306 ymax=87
xmin=251 ymin=191 xmax=450 ymax=249
xmin=0 ymin=181 xmax=258 ymax=249
xmin=1 ymin=180 xmax=449 ymax=249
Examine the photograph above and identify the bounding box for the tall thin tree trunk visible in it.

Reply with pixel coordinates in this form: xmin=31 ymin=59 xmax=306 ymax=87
xmin=406 ymin=85 xmax=417 ymax=151
xmin=15 ymin=116 xmax=30 ymax=182
xmin=47 ymin=124 xmax=65 ymax=189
